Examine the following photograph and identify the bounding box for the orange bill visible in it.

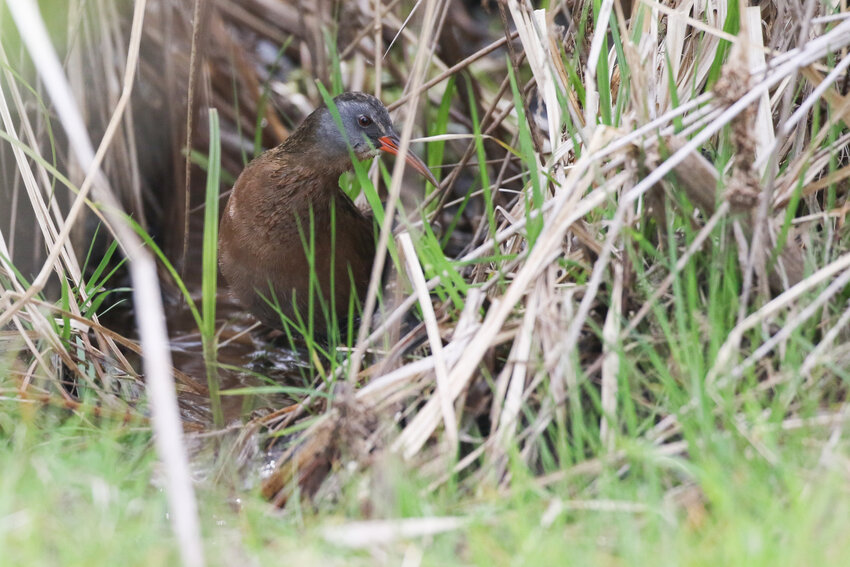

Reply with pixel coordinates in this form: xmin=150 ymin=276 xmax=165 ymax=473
xmin=378 ymin=135 xmax=439 ymax=187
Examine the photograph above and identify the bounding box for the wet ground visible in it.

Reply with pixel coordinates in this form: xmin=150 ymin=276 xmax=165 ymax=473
xmin=167 ymin=303 xmax=305 ymax=427
xmin=161 ymin=210 xmax=308 ymax=429
xmin=156 ymin=273 xmax=310 ymax=488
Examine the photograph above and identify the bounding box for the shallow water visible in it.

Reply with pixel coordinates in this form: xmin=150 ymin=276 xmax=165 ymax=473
xmin=164 ymin=290 xmax=307 ymax=427
xmin=162 ymin=210 xmax=306 ymax=429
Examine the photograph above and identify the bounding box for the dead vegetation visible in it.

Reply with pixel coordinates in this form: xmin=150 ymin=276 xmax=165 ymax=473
xmin=2 ymin=0 xmax=850 ymax=560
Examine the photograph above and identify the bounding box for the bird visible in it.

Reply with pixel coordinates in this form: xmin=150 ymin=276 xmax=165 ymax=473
xmin=219 ymin=92 xmax=438 ymax=335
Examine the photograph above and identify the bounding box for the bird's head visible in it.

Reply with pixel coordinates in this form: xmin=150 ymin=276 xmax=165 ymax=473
xmin=311 ymin=92 xmax=438 ymax=186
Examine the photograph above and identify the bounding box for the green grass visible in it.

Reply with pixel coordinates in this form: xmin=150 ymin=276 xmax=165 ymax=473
xmin=201 ymin=108 xmax=223 ymax=428
xmin=0 ymin=407 xmax=177 ymax=566
xmin=2 ymin=399 xmax=850 ymax=566
xmin=3 ymin=0 xmax=850 ymax=564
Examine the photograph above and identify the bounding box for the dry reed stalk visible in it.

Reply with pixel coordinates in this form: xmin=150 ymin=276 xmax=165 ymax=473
xmin=4 ymin=1 xmax=204 ymax=565
xmin=600 ymin=261 xmax=623 ymax=452
xmin=399 ymin=232 xmax=459 ymax=450
xmin=347 ymin=0 xmax=441 ymax=381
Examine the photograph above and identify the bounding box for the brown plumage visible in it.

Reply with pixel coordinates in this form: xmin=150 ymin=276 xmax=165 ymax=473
xmin=219 ymin=92 xmax=437 ymax=333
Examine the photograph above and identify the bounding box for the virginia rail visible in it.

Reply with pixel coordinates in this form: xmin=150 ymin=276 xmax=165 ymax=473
xmin=219 ymin=92 xmax=437 ymax=333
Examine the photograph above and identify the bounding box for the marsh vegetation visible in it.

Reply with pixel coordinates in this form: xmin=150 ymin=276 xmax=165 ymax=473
xmin=1 ymin=0 xmax=850 ymax=564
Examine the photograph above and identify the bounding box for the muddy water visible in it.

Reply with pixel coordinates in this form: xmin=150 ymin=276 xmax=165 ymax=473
xmin=164 ymin=211 xmax=306 ymax=429
xmin=167 ymin=302 xmax=305 ymax=428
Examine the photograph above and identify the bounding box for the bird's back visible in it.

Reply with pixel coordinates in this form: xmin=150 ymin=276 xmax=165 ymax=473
xmin=219 ymin=148 xmax=376 ymax=334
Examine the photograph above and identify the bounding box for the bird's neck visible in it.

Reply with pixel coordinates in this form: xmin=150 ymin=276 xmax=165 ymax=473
xmin=270 ymin=143 xmax=352 ymax=186
xmin=277 ymin=111 xmax=355 ymax=179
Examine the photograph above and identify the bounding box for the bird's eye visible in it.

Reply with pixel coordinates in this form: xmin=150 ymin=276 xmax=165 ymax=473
xmin=357 ymin=115 xmax=373 ymax=127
